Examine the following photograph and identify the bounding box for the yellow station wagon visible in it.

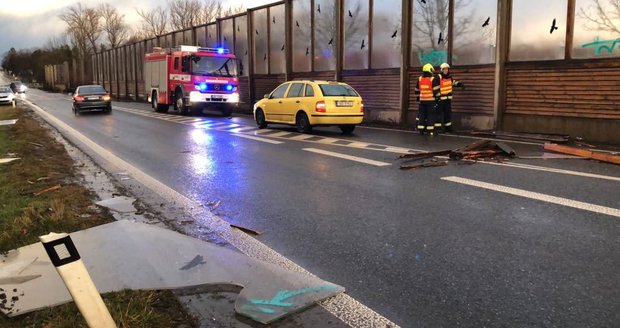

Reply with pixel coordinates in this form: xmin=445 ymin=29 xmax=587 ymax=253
xmin=253 ymin=80 xmax=364 ymax=134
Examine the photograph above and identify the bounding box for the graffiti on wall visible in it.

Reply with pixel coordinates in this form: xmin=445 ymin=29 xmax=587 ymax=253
xmin=417 ymin=49 xmax=447 ymax=66
xmin=581 ymin=37 xmax=620 ymax=56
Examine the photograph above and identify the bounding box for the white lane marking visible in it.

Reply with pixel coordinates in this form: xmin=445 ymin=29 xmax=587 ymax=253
xmin=481 ymin=161 xmax=620 ymax=183
xmin=24 ymin=99 xmax=398 ymax=328
xmin=304 ymin=148 xmax=391 ymax=167
xmin=441 ymin=176 xmax=620 ymax=218
xmin=233 ymin=133 xmax=284 ymax=144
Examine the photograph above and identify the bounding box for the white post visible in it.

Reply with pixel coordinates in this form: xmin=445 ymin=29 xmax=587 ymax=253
xmin=39 ymin=232 xmax=116 ymax=328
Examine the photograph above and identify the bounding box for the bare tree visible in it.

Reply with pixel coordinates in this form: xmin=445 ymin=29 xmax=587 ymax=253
xmin=136 ymin=6 xmax=169 ymax=38
xmin=220 ymin=3 xmax=245 ymax=18
xmin=59 ymin=3 xmax=102 ymax=55
xmin=169 ymin=0 xmax=204 ymax=30
xmin=201 ymin=0 xmax=224 ymax=23
xmin=578 ymin=0 xmax=620 ymax=33
xmin=99 ymin=3 xmax=129 ymax=48
xmin=413 ymin=0 xmax=476 ymax=50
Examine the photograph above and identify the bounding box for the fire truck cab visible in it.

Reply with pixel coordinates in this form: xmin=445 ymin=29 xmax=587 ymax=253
xmin=145 ymin=45 xmax=241 ymax=116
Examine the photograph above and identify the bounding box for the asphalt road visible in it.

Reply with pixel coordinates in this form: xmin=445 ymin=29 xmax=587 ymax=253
xmin=17 ymin=88 xmax=620 ymax=327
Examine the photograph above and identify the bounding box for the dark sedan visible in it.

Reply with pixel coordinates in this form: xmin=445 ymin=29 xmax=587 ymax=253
xmin=72 ymin=85 xmax=111 ymax=115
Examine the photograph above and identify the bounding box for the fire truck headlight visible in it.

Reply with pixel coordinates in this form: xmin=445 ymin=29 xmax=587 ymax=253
xmin=230 ymin=92 xmax=239 ymax=103
xmin=189 ymin=91 xmax=202 ymax=102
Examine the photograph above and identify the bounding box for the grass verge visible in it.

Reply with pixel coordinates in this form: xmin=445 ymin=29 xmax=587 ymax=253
xmin=0 ymin=106 xmax=198 ymax=327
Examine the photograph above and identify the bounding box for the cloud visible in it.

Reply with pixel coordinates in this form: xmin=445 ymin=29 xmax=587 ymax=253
xmin=0 ymin=10 xmax=67 ymax=55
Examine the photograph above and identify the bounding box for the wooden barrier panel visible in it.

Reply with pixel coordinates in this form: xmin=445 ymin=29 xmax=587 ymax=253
xmin=505 ymin=60 xmax=620 ymax=119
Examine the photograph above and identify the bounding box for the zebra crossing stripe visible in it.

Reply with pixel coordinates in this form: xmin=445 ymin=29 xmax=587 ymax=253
xmin=288 ymin=134 xmax=315 ymax=140
xmin=263 ymin=131 xmax=293 ymax=138
xmin=315 ymin=137 xmax=341 ymax=145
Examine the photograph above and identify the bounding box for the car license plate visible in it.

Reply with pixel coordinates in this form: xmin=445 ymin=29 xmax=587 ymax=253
xmin=87 ymin=96 xmax=99 ymax=100
xmin=336 ymin=101 xmax=353 ymax=107
xmin=211 ymin=95 xmax=223 ymax=100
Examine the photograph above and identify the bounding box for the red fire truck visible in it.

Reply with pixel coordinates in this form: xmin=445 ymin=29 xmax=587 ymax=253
xmin=145 ymin=45 xmax=241 ymax=116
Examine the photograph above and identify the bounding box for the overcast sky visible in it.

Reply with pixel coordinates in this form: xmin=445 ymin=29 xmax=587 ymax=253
xmin=0 ymin=0 xmax=276 ymax=56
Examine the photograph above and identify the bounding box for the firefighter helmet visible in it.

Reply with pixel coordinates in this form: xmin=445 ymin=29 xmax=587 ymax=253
xmin=422 ymin=63 xmax=435 ymax=73
xmin=440 ymin=63 xmax=450 ymax=70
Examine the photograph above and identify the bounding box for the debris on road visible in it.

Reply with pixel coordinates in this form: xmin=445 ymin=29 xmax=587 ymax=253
xmin=231 ymin=223 xmax=263 ymax=235
xmin=400 ymin=160 xmax=449 ymax=170
xmin=0 ymin=220 xmax=343 ymax=324
xmin=544 ymin=143 xmax=620 ymax=165
xmin=398 ymin=140 xmax=517 ymax=170
xmin=470 ymin=130 xmax=569 ymax=143
xmin=28 ymin=142 xmax=45 ymax=148
xmin=33 ymin=184 xmax=62 ymax=196
xmin=399 ymin=149 xmax=452 ymax=160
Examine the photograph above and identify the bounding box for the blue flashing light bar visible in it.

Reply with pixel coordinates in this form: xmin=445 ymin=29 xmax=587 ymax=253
xmin=225 ymin=84 xmax=233 ymax=91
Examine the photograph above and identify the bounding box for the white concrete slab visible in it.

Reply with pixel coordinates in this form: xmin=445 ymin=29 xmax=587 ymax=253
xmin=0 ymin=220 xmax=343 ymax=324
xmin=95 ymin=196 xmax=136 ymax=213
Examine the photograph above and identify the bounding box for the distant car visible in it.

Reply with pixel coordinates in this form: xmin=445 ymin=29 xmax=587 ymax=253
xmin=10 ymin=81 xmax=27 ymax=94
xmin=0 ymin=86 xmax=16 ymax=106
xmin=72 ymin=85 xmax=112 ymax=115
xmin=253 ymin=80 xmax=364 ymax=134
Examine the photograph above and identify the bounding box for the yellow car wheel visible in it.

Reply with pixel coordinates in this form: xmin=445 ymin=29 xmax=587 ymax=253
xmin=255 ymin=109 xmax=268 ymax=129
xmin=295 ymin=112 xmax=312 ymax=133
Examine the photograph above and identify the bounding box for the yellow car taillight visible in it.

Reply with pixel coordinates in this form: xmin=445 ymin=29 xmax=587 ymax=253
xmin=315 ymin=100 xmax=326 ymax=112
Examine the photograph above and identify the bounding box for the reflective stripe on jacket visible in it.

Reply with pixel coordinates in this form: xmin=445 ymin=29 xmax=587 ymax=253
xmin=418 ymin=76 xmax=436 ymax=102
xmin=439 ymin=75 xmax=453 ymax=99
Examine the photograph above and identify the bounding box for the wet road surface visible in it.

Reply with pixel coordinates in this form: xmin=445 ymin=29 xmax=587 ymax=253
xmin=21 ymin=89 xmax=620 ymax=327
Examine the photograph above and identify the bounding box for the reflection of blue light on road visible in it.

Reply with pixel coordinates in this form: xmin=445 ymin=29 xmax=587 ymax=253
xmin=190 ymin=154 xmax=214 ymax=175
xmin=190 ymin=129 xmax=213 ymax=146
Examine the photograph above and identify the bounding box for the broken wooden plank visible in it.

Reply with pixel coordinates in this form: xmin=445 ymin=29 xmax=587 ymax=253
xmin=34 ymin=184 xmax=62 ymax=196
xmin=544 ymin=143 xmax=620 ymax=165
xmin=400 ymin=160 xmax=448 ymax=170
xmin=458 ymin=150 xmax=501 ymax=160
xmin=399 ymin=150 xmax=452 ymax=160
xmin=456 ymin=139 xmax=496 ymax=152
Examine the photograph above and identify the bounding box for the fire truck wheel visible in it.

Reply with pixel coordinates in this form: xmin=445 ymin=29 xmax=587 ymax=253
xmin=175 ymin=92 xmax=188 ymax=115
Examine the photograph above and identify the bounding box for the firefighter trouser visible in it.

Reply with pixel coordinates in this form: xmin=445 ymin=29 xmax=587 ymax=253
xmin=417 ymin=101 xmax=437 ymax=132
xmin=437 ymin=99 xmax=452 ymax=130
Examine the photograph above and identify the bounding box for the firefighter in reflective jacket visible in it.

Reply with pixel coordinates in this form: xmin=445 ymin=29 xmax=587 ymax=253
xmin=437 ymin=63 xmax=465 ymax=132
xmin=415 ymin=63 xmax=441 ymax=135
